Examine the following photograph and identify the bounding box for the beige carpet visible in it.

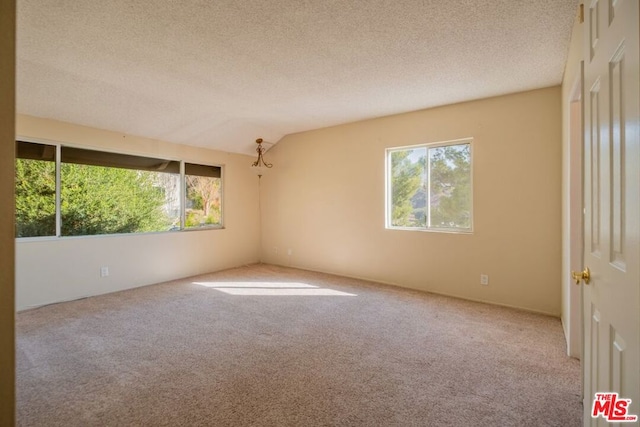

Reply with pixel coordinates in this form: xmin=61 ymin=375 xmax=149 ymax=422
xmin=17 ymin=264 xmax=582 ymax=426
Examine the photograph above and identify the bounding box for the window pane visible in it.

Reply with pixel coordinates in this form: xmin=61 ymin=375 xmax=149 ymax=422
xmin=15 ymin=142 xmax=56 ymax=237
xmin=61 ymin=163 xmax=180 ymax=236
xmin=389 ymin=148 xmax=426 ymax=227
xmin=428 ymin=143 xmax=471 ymax=229
xmin=185 ymin=163 xmax=222 ymax=229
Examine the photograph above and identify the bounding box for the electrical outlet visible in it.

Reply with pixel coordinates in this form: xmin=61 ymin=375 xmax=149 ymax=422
xmin=100 ymin=266 xmax=109 ymax=277
xmin=480 ymin=274 xmax=489 ymax=285
xmin=273 ymin=247 xmax=278 ymax=254
xmin=287 ymin=248 xmax=293 ymax=256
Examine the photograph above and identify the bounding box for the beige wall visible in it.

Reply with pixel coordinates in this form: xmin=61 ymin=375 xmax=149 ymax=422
xmin=1 ymin=0 xmax=16 ymax=423
xmin=16 ymin=115 xmax=261 ymax=310
xmin=261 ymin=87 xmax=562 ymax=315
xmin=561 ymin=12 xmax=584 ymax=357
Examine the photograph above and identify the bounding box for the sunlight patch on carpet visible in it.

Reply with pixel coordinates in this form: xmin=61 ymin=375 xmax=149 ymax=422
xmin=193 ymin=281 xmax=357 ymax=296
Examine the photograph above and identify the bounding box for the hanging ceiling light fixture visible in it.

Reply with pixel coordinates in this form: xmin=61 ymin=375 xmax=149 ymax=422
xmin=250 ymin=138 xmax=273 ymax=177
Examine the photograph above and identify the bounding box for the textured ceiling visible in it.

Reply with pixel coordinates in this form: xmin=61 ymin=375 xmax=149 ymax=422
xmin=17 ymin=0 xmax=579 ymax=155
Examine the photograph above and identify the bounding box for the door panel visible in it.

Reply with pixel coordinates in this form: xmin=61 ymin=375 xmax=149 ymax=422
xmin=582 ymin=0 xmax=639 ymax=425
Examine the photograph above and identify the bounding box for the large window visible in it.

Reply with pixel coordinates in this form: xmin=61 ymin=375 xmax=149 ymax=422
xmin=15 ymin=141 xmax=223 ymax=238
xmin=386 ymin=139 xmax=472 ymax=232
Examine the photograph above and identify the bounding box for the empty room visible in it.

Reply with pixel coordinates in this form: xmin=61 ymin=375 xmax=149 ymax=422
xmin=2 ymin=0 xmax=639 ymax=426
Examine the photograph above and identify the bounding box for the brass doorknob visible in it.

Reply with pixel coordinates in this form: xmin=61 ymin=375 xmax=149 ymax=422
xmin=571 ymin=267 xmax=590 ymax=285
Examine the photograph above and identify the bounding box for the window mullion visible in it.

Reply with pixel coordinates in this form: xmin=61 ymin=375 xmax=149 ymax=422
xmin=386 ymin=152 xmax=392 ymax=228
xmin=426 ymin=148 xmax=431 ymax=229
xmin=55 ymin=144 xmax=61 ymax=237
xmin=180 ymin=161 xmax=186 ymax=230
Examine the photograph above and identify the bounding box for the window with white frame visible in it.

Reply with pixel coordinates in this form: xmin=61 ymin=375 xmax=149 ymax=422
xmin=386 ymin=139 xmax=472 ymax=232
xmin=15 ymin=140 xmax=223 ymax=238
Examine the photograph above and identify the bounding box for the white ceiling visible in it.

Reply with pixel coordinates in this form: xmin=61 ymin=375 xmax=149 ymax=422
xmin=17 ymin=0 xmax=579 ymax=155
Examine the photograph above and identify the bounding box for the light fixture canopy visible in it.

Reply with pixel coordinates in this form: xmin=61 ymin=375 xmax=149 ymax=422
xmin=251 ymin=138 xmax=272 ymax=177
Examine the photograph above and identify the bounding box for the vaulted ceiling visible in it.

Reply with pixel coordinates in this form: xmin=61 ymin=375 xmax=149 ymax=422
xmin=17 ymin=0 xmax=579 ymax=155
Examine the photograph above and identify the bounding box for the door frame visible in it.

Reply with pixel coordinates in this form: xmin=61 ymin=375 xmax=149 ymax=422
xmin=564 ymin=64 xmax=584 ymax=360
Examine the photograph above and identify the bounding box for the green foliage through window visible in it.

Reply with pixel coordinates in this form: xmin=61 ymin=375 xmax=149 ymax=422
xmin=388 ymin=140 xmax=472 ymax=231
xmin=15 ymin=158 xmax=56 ymax=237
xmin=60 ymin=164 xmax=177 ymax=236
xmin=391 ymin=149 xmax=426 ymax=227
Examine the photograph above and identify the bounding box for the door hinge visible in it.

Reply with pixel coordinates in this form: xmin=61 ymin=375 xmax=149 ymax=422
xmin=579 ymin=4 xmax=585 ymax=24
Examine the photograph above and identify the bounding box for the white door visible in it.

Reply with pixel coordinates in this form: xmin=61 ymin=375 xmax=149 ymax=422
xmin=581 ymin=0 xmax=640 ymax=425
